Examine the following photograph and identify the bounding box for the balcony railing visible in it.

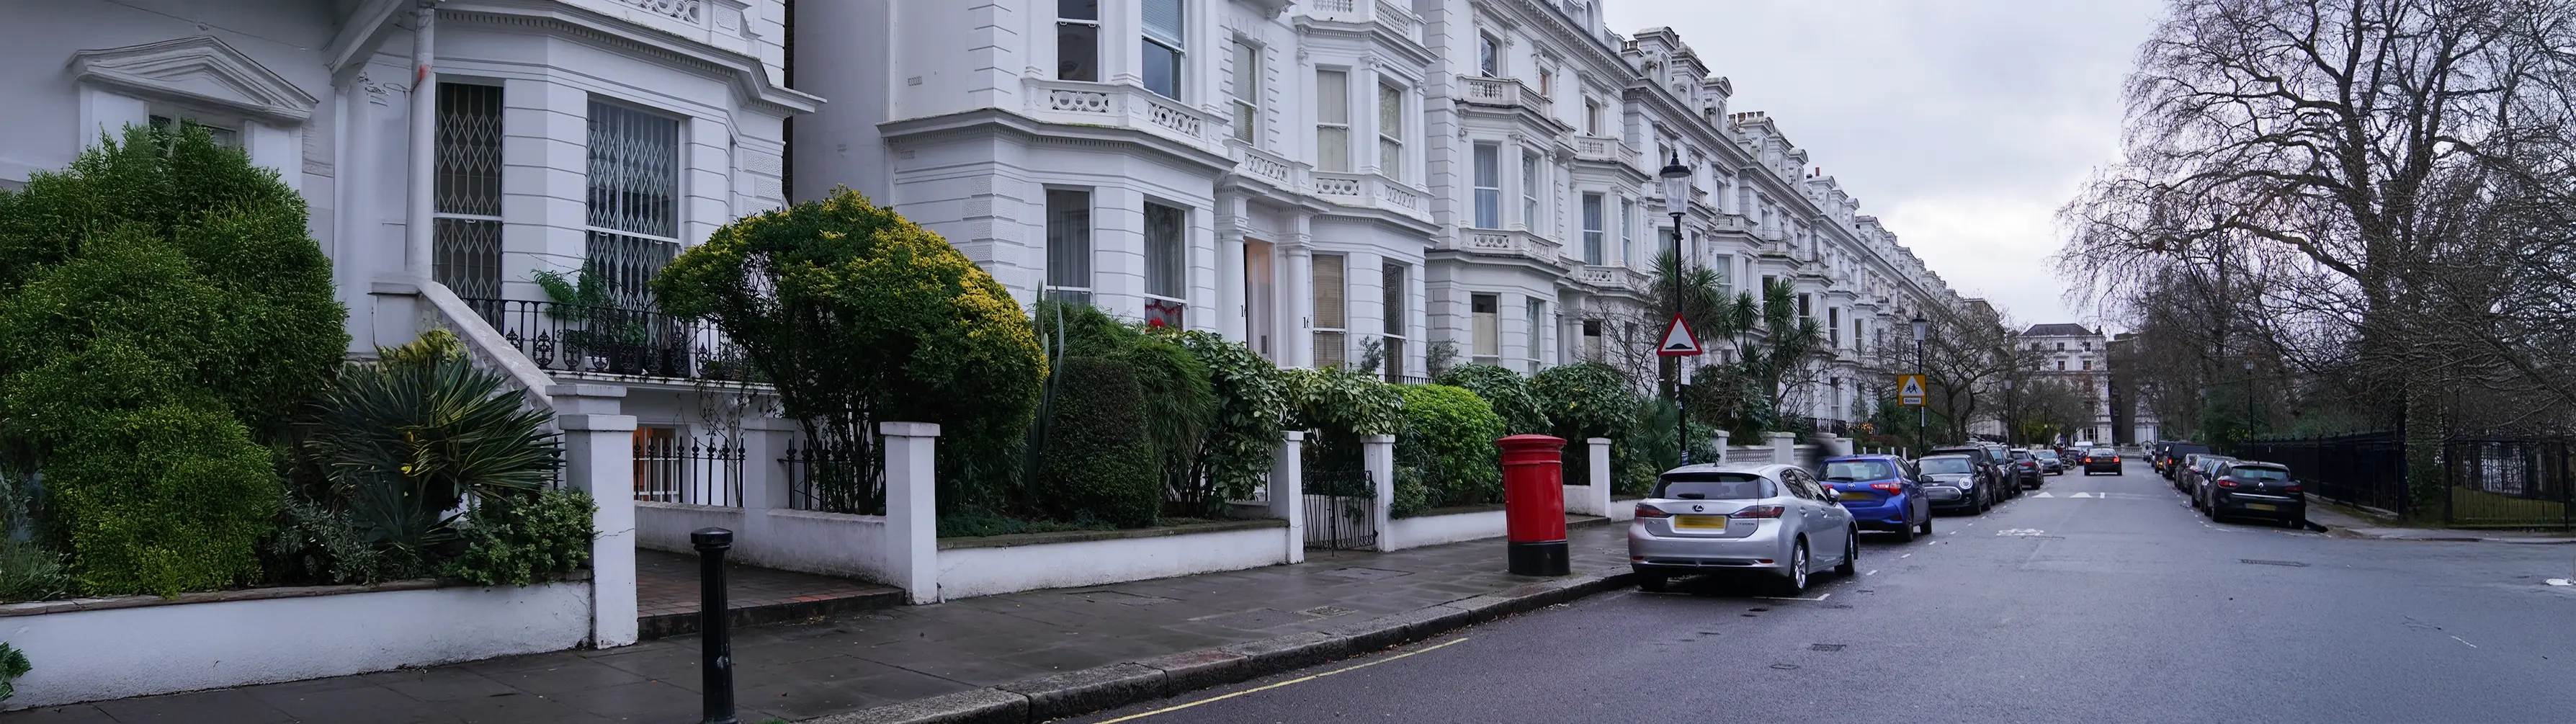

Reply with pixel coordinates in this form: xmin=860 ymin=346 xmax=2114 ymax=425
xmin=1460 ymin=76 xmax=1552 ymax=117
xmin=1460 ymin=228 xmax=1570 ymax=268
xmin=1229 ymin=140 xmax=1308 ymax=190
xmin=1023 ymin=79 xmax=1222 ymax=153
xmin=1309 ymin=171 xmax=1433 ymax=223
xmin=1573 ymin=135 xmax=1640 ymax=168
xmin=1305 ymin=0 xmax=1426 ymax=44
xmin=465 ymin=298 xmax=752 ymax=382
xmin=583 ymin=0 xmax=757 ymax=55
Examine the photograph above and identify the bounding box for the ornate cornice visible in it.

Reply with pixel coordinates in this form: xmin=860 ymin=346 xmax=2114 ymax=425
xmin=68 ymin=36 xmax=321 ymax=123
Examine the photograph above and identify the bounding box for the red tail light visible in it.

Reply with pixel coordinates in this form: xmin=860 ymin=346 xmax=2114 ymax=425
xmin=1730 ymin=505 xmax=1786 ymax=519
xmin=2218 ymin=479 xmax=2239 ymax=488
xmin=1634 ymin=504 xmax=1671 ymax=518
xmin=1869 ymin=483 xmax=1904 ymax=493
xmin=2285 ymin=484 xmax=2302 ymax=493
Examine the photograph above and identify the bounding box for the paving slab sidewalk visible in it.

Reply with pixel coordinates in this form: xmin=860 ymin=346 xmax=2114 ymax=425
xmin=1 ymin=524 xmax=1632 ymax=724
xmin=2307 ymin=499 xmax=2576 ymax=544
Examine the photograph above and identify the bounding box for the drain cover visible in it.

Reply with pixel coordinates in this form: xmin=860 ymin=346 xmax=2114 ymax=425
xmin=1810 ymin=643 xmax=1846 ymax=652
xmin=2241 ymin=559 xmax=2309 ymax=567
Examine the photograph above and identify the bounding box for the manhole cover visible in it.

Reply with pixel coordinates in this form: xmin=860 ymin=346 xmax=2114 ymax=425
xmin=1299 ymin=605 xmax=1356 ymax=618
xmin=1810 ymin=643 xmax=1846 ymax=652
xmin=2241 ymin=559 xmax=2309 ymax=567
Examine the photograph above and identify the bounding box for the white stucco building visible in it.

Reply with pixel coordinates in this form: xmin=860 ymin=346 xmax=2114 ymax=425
xmin=2021 ymin=323 xmax=2119 ymax=444
xmin=795 ymin=0 xmax=1964 ymax=430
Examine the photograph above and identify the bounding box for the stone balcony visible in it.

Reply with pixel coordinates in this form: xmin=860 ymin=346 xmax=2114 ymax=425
xmin=1460 ymin=76 xmax=1552 ymax=117
xmin=1573 ymin=135 xmax=1640 ymax=168
xmin=1022 ymin=79 xmax=1222 ymax=154
xmin=1459 ymin=228 xmax=1572 ymax=269
xmin=1576 ymin=264 xmax=1656 ymax=296
xmin=1310 ymin=171 xmax=1433 ymax=223
xmin=1303 ymin=0 xmax=1427 ymax=45
xmin=1228 ymin=140 xmax=1310 ymax=192
xmin=585 ymin=0 xmax=762 ymax=58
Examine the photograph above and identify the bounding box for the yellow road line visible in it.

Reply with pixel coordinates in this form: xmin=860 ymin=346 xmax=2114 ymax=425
xmin=1091 ymin=637 xmax=1473 ymax=723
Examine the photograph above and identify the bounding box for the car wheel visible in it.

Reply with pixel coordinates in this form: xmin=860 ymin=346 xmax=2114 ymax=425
xmin=1894 ymin=517 xmax=1918 ymax=542
xmin=1638 ymin=574 xmax=1671 ymax=593
xmin=1835 ymin=529 xmax=1859 ymax=576
xmin=1777 ymin=540 xmax=1810 ymax=595
xmin=1918 ymin=516 xmax=1934 ymax=537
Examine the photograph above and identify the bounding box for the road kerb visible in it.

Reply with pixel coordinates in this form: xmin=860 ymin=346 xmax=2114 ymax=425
xmin=808 ymin=568 xmax=1634 ymax=723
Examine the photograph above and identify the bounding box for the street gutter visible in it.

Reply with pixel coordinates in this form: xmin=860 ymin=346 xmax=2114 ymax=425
xmin=806 ymin=569 xmax=1637 ymax=724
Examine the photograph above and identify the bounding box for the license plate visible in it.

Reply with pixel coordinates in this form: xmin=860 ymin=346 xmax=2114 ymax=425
xmin=2245 ymin=503 xmax=2277 ymax=511
xmin=1840 ymin=491 xmax=1874 ymax=501
xmin=1673 ymin=515 xmax=1728 ymax=529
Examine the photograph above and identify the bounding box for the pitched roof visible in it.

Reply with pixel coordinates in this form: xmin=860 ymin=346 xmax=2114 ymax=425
xmin=2022 ymin=323 xmax=2096 ymax=337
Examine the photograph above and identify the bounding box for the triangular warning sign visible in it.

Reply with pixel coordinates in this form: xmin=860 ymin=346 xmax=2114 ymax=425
xmin=1657 ymin=315 xmax=1704 ymax=357
xmin=1897 ymin=375 xmax=1926 ymax=398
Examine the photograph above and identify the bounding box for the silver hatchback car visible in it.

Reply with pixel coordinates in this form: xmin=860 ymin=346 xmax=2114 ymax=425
xmin=1629 ymin=463 xmax=1859 ymax=594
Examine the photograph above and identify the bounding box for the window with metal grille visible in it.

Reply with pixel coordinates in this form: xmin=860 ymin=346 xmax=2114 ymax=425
xmin=434 ymin=83 xmax=504 ymax=300
xmin=1144 ymin=201 xmax=1186 ymax=323
xmin=1377 ymin=83 xmax=1404 ymax=182
xmin=1472 ymin=143 xmax=1501 ymax=228
xmin=1581 ymin=193 xmax=1604 ymax=265
xmin=1313 ymin=254 xmax=1346 ymax=368
xmin=1059 ymin=0 xmax=1100 ymax=81
xmin=1046 ymin=189 xmax=1093 ymax=303
xmin=1317 ymin=69 xmax=1349 ymax=173
xmin=585 ymin=98 xmax=681 ymax=310
xmin=1231 ymin=40 xmax=1259 ymax=143
xmin=1142 ymin=0 xmax=1184 ymax=99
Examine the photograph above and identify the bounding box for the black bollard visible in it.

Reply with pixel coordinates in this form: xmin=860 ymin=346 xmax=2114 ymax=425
xmin=691 ymin=527 xmax=738 ymax=724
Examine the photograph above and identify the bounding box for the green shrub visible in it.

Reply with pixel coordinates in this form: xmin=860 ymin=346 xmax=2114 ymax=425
xmin=302 ymin=331 xmax=560 ymax=560
xmin=1534 ymin=363 xmax=1640 ymax=487
xmin=1029 ymin=302 xmax=1218 ymax=517
xmin=264 ymin=496 xmax=403 ymax=585
xmin=656 ymin=189 xmax=1042 ymax=512
xmin=0 ymin=642 xmax=25 ymax=702
xmin=47 ymin=405 xmax=282 ymax=596
xmin=0 ymin=539 xmax=68 ymax=604
xmin=0 ymin=123 xmax=345 ymax=443
xmin=1393 ymin=385 xmax=1504 ymax=509
xmin=1169 ymin=330 xmax=1286 ymax=514
xmin=1284 ymin=366 xmax=1403 ymax=473
xmin=443 ymin=487 xmax=596 ymax=587
xmin=1390 ymin=465 xmax=1431 ymax=519
xmin=1040 ymin=357 xmax=1160 ymax=527
xmin=1435 ymin=364 xmax=1549 ymax=434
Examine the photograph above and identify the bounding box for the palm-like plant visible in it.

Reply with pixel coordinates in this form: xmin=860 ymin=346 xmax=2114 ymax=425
xmin=305 ymin=331 xmax=560 ymax=558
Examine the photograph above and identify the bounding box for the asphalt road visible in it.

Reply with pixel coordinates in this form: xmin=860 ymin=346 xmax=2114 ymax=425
xmin=1063 ymin=459 xmax=2576 ymax=724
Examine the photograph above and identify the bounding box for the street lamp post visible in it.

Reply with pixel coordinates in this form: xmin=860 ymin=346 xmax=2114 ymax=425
xmin=1911 ymin=315 xmax=1930 ymax=456
xmin=2003 ymin=377 xmax=2016 ymax=447
xmin=1660 ymin=154 xmax=1693 ymax=464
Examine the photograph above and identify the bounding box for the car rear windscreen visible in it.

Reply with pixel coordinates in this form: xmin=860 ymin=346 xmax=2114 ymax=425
xmin=2167 ymin=444 xmax=2209 ymax=457
xmin=1918 ymin=457 xmax=1975 ymax=475
xmin=2035 ymin=450 xmax=2060 ymax=459
xmin=2230 ymin=466 xmax=2290 ymax=481
xmin=1820 ymin=460 xmax=1895 ymax=481
xmin=1654 ymin=473 xmax=1774 ymax=500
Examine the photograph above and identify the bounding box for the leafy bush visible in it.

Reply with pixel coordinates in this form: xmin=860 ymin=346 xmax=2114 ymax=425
xmin=0 ymin=642 xmax=25 ymax=702
xmin=936 ymin=509 xmax=1117 ymax=538
xmin=1390 ymin=465 xmax=1432 ymax=519
xmin=1534 ymin=363 xmax=1640 ymax=487
xmin=1435 ymin=365 xmax=1549 ymax=434
xmin=1284 ymin=366 xmax=1403 ymax=473
xmin=656 ymin=189 xmax=1043 ymax=512
xmin=304 ymin=331 xmax=560 ymax=560
xmin=1620 ymin=398 xmax=1719 ymax=497
xmin=45 ymin=405 xmax=281 ymax=596
xmin=0 ymin=123 xmax=344 ymax=444
xmin=443 ymin=487 xmax=596 ymax=586
xmin=1040 ymin=357 xmax=1160 ymax=527
xmin=1393 ymin=385 xmax=1504 ymax=511
xmin=1030 ymin=302 xmax=1214 ymax=510
xmin=264 ymin=496 xmax=401 ymax=585
xmin=1169 ymin=330 xmax=1286 ymax=514
xmin=0 ymin=539 xmax=68 ymax=604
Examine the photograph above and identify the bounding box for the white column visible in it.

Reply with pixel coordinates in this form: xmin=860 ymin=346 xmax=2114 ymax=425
xmin=1770 ymin=432 xmax=1797 ymax=465
xmin=550 ymin=384 xmax=637 ymax=648
xmin=881 ymin=421 xmax=941 ymax=604
xmin=1714 ymin=429 xmax=1731 ymax=463
xmin=1269 ymin=430 xmax=1305 ymax=565
xmin=1364 ymin=434 xmax=1396 ymax=552
xmin=1566 ymin=437 xmax=1615 ymax=518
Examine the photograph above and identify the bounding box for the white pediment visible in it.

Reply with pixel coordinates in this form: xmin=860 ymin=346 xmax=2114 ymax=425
xmin=68 ymin=36 xmax=318 ymax=124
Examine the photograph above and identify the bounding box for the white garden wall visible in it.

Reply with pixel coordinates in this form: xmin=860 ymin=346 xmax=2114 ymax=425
xmin=935 ymin=522 xmax=1290 ymax=600
xmin=635 ymin=501 xmax=895 ymax=584
xmin=2 ymin=581 xmax=590 ymax=709
xmin=1384 ymin=508 xmax=1510 ymax=552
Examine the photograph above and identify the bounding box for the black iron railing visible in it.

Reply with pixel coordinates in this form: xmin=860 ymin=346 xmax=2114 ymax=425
xmin=781 ymin=442 xmax=882 ymax=515
xmin=2236 ymin=432 xmax=2406 ymax=515
xmin=635 ymin=434 xmax=746 ymax=506
xmin=463 ymin=298 xmax=751 ymax=381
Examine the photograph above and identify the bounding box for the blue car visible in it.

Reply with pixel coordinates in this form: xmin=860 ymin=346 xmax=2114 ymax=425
xmin=1817 ymin=455 xmax=1935 ymax=542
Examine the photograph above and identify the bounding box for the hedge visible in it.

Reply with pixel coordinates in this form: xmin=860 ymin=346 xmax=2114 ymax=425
xmin=1435 ymin=364 xmax=1549 ymax=435
xmin=45 ymin=405 xmax=281 ymax=596
xmin=1040 ymin=357 xmax=1160 ymax=527
xmin=1393 ymin=384 xmax=1503 ymax=514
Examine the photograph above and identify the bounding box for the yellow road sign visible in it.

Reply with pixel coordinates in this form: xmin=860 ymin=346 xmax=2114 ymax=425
xmin=1897 ymin=375 xmax=1927 ymax=406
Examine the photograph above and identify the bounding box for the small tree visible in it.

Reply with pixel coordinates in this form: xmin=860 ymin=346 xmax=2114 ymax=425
xmin=655 ymin=189 xmax=1044 ymax=511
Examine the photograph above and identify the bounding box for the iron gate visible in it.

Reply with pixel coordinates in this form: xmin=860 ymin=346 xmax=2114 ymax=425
xmin=1303 ymin=468 xmax=1377 ymax=550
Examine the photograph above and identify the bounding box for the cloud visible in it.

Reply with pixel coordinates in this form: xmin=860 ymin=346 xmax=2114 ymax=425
xmin=1604 ymin=0 xmax=2165 ymax=325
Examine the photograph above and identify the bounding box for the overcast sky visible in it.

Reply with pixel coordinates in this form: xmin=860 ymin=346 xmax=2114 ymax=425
xmin=1603 ymin=0 xmax=2169 ymax=329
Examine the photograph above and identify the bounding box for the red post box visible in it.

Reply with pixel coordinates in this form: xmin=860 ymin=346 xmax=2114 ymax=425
xmin=1498 ymin=434 xmax=1570 ymax=576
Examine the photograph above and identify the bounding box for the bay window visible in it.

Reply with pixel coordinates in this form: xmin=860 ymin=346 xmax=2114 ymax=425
xmin=1141 ymin=0 xmax=1184 ymax=99
xmin=1057 ymin=0 xmax=1099 ymax=81
xmin=1472 ymin=143 xmax=1501 ymax=228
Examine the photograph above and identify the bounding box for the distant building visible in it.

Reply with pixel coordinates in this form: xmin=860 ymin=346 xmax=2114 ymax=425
xmin=2021 ymin=323 xmax=2116 ymax=444
xmin=2105 ymin=332 xmax=2160 ymax=444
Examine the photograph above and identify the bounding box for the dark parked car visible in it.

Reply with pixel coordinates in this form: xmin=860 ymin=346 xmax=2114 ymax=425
xmin=1928 ymin=444 xmax=2007 ymax=508
xmin=2007 ymin=448 xmax=2045 ymax=488
xmin=2188 ymin=456 xmax=2240 ymax=509
xmin=2157 ymin=442 xmax=2209 ymax=478
xmin=2079 ymin=447 xmax=2123 ymax=475
xmin=1983 ymin=444 xmax=2023 ymax=499
xmin=2033 ymin=448 xmax=2065 ymax=475
xmin=2205 ymin=461 xmax=2304 ymax=525
xmin=1914 ymin=455 xmax=1988 ymax=514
